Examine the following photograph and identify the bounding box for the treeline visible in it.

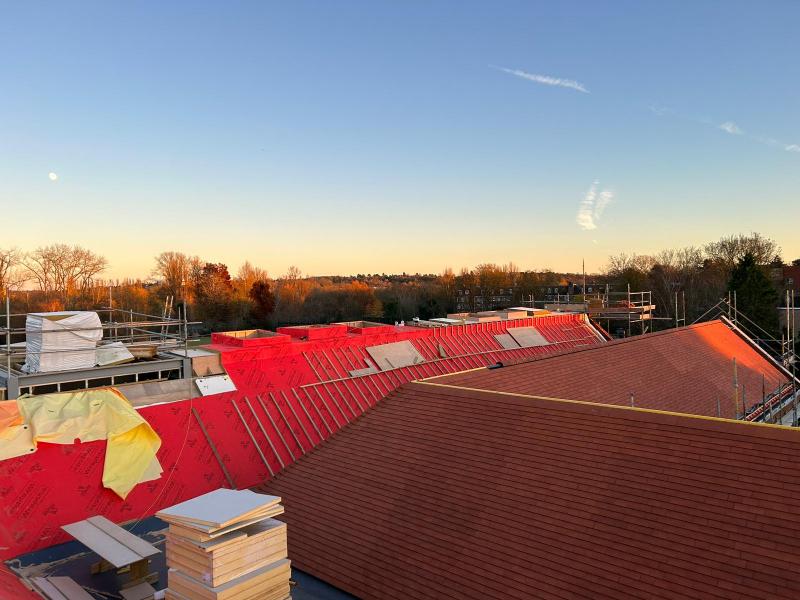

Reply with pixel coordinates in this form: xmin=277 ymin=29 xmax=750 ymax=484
xmin=0 ymin=247 xmax=276 ymax=332
xmin=605 ymin=233 xmax=794 ymax=335
xmin=1 ymin=233 xmax=796 ymax=337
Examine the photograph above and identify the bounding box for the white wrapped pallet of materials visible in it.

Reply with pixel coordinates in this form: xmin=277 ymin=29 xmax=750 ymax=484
xmin=23 ymin=311 xmax=103 ymax=373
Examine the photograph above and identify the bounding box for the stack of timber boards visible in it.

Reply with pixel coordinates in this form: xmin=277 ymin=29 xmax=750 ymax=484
xmin=156 ymin=489 xmax=291 ymax=600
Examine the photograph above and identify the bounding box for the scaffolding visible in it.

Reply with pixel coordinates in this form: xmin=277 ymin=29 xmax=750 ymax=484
xmin=529 ymin=285 xmax=658 ymax=336
xmin=691 ymin=295 xmax=800 ymax=426
xmin=1 ymin=298 xmax=196 ymax=400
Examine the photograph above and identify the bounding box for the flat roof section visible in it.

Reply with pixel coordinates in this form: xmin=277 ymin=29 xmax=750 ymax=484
xmin=5 ymin=516 xmax=354 ymax=600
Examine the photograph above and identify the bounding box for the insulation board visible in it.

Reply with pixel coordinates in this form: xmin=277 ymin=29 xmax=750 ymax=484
xmin=507 ymin=326 xmax=550 ymax=348
xmin=366 ymin=341 xmax=425 ymax=371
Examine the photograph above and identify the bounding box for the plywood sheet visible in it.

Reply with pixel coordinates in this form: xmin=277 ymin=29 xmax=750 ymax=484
xmin=507 ymin=326 xmax=550 ymax=348
xmin=494 ymin=334 xmax=520 ymax=350
xmin=119 ymin=582 xmax=156 ymax=600
xmin=166 ymin=513 xmax=282 ymax=542
xmin=167 ymin=526 xmax=286 ymax=562
xmin=169 ymin=519 xmax=286 ymax=553
xmin=157 ymin=489 xmax=281 ymax=530
xmin=167 ymin=543 xmax=287 ymax=587
xmin=163 ymin=503 xmax=283 ymax=534
xmin=168 ymin=558 xmax=290 ymax=600
xmin=62 ymin=516 xmax=158 ymax=568
xmin=165 ymin=588 xmax=290 ymax=600
xmin=168 ymin=349 xmax=225 ymax=376
xmin=32 ymin=577 xmax=95 ymax=600
xmin=366 ymin=341 xmax=425 ymax=371
xmin=86 ymin=516 xmax=160 ymax=559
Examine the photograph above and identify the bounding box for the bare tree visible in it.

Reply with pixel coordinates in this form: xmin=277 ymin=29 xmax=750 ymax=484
xmin=153 ymin=251 xmax=189 ymax=299
xmin=0 ymin=247 xmax=27 ymax=294
xmin=606 ymin=253 xmax=656 ymax=276
xmin=152 ymin=252 xmax=204 ymax=302
xmin=705 ymin=232 xmax=782 ymax=272
xmin=23 ymin=244 xmax=107 ymax=304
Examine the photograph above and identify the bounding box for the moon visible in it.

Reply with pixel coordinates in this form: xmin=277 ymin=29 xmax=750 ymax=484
xmin=48 ymin=172 xmax=58 ymax=181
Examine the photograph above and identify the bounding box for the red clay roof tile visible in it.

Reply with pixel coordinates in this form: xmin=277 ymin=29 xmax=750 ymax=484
xmin=426 ymin=320 xmax=790 ymax=417
xmin=258 ymin=382 xmax=800 ymax=599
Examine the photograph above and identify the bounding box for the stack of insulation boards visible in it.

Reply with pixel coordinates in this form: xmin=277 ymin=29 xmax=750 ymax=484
xmin=157 ymin=489 xmax=291 ymax=600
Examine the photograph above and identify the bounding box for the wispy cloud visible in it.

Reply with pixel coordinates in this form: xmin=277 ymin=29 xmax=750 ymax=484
xmin=651 ymin=108 xmax=798 ymax=156
xmin=576 ymin=181 xmax=614 ymax=230
xmin=576 ymin=183 xmax=597 ymax=230
xmin=594 ymin=189 xmax=614 ymax=219
xmin=719 ymin=121 xmax=743 ymax=135
xmin=493 ymin=66 xmax=589 ymax=94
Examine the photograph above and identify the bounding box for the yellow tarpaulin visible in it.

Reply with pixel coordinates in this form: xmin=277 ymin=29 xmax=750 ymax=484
xmin=7 ymin=388 xmax=163 ymax=499
xmin=0 ymin=401 xmax=22 ymax=430
xmin=0 ymin=400 xmax=35 ymax=460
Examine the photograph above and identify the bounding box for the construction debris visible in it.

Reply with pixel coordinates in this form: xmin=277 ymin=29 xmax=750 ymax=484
xmin=57 ymin=515 xmax=160 ymax=595
xmin=158 ymin=489 xmax=291 ymax=600
xmin=31 ymin=576 xmax=95 ymax=600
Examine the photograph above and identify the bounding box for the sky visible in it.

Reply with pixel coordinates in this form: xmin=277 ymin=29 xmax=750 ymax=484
xmin=1 ymin=1 xmax=798 ymax=279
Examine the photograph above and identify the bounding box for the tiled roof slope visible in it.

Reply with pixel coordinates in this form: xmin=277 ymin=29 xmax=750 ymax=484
xmin=427 ymin=320 xmax=789 ymax=418
xmin=257 ymin=382 xmax=800 ymax=600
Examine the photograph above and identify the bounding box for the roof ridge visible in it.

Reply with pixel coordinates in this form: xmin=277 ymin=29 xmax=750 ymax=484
xmin=410 ymin=380 xmax=800 ymax=438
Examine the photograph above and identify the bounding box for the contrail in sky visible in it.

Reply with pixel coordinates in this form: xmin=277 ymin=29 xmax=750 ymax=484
xmin=493 ymin=66 xmax=589 ymax=94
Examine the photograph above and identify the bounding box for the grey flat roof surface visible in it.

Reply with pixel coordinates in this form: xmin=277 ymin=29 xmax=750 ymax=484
xmin=8 ymin=516 xmax=355 ymax=599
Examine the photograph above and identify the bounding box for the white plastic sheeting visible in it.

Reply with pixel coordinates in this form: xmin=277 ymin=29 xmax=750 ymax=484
xmin=23 ymin=311 xmax=103 ymax=373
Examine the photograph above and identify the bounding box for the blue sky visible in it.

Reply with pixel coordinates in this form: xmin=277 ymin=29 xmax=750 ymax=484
xmin=1 ymin=1 xmax=798 ymax=278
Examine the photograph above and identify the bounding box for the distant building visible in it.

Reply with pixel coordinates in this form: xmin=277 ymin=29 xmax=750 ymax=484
xmin=455 ymin=281 xmax=605 ymax=312
xmin=781 ymin=264 xmax=800 ymax=295
xmin=455 ymin=288 xmax=514 ymax=312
